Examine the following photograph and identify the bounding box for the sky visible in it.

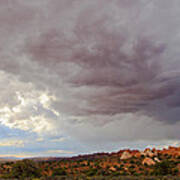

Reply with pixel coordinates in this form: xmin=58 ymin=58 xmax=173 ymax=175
xmin=0 ymin=0 xmax=180 ymax=158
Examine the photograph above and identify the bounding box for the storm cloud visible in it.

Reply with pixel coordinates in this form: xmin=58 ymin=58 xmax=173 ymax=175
xmin=0 ymin=0 xmax=180 ymax=145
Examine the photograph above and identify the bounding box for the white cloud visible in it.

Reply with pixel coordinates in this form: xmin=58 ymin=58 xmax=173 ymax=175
xmin=0 ymin=71 xmax=58 ymax=135
xmin=0 ymin=139 xmax=24 ymax=147
xmin=0 ymin=149 xmax=74 ymax=159
xmin=51 ymin=137 xmax=66 ymax=143
xmin=0 ymin=154 xmax=31 ymax=158
xmin=36 ymin=137 xmax=44 ymax=142
xmin=45 ymin=149 xmax=74 ymax=154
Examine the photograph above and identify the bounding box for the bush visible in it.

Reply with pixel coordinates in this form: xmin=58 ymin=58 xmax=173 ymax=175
xmin=129 ymin=165 xmax=136 ymax=169
xmin=52 ymin=168 xmax=66 ymax=176
xmin=9 ymin=159 xmax=41 ymax=179
xmin=130 ymin=160 xmax=135 ymax=164
xmin=86 ymin=168 xmax=98 ymax=176
xmin=152 ymin=160 xmax=176 ymax=176
xmin=111 ymin=171 xmax=121 ymax=176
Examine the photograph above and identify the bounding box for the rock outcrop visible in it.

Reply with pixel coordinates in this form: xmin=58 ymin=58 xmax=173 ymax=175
xmin=109 ymin=166 xmax=116 ymax=171
xmin=143 ymin=148 xmax=155 ymax=157
xmin=154 ymin=157 xmax=160 ymax=162
xmin=120 ymin=151 xmax=132 ymax=160
xmin=142 ymin=157 xmax=156 ymax=166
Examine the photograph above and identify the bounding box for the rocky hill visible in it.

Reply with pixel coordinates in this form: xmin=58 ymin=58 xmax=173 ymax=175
xmin=0 ymin=146 xmax=179 ymax=179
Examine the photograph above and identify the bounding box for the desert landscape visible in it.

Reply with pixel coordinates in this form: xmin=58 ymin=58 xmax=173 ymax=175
xmin=0 ymin=146 xmax=179 ymax=179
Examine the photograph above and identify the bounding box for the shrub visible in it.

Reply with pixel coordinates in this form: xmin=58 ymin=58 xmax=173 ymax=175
xmin=130 ymin=159 xmax=135 ymax=164
xmin=152 ymin=160 xmax=176 ymax=176
xmin=52 ymin=168 xmax=66 ymax=176
xmin=129 ymin=164 xmax=136 ymax=169
xmin=86 ymin=168 xmax=98 ymax=176
xmin=9 ymin=159 xmax=41 ymax=179
xmin=111 ymin=171 xmax=120 ymax=176
xmin=172 ymin=168 xmax=179 ymax=175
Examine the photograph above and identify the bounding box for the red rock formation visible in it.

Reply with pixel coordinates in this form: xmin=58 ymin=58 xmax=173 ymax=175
xmin=120 ymin=151 xmax=132 ymax=160
xmin=142 ymin=157 xmax=156 ymax=166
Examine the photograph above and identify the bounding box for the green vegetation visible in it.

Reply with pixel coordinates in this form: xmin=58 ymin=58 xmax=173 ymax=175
xmin=3 ymin=159 xmax=41 ymax=179
xmin=152 ymin=160 xmax=179 ymax=176
xmin=52 ymin=168 xmax=66 ymax=176
xmin=0 ymin=148 xmax=180 ymax=179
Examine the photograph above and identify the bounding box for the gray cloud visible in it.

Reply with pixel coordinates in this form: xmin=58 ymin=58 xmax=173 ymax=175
xmin=0 ymin=0 xmax=180 ymax=142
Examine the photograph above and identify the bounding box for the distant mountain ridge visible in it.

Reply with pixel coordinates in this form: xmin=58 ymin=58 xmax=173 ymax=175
xmin=0 ymin=157 xmax=19 ymax=162
xmin=27 ymin=146 xmax=180 ymax=162
xmin=1 ymin=146 xmax=180 ymax=162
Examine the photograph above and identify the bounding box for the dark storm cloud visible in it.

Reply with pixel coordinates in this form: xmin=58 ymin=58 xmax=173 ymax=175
xmin=24 ymin=0 xmax=180 ymax=125
xmin=0 ymin=0 xmax=180 ymax=141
